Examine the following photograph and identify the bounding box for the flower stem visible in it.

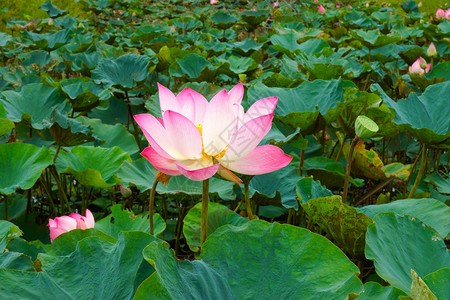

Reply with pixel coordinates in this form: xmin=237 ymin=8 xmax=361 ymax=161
xmin=343 ymin=136 xmax=360 ymax=204
xmin=3 ymin=196 xmax=7 ymax=220
xmin=408 ymin=144 xmax=427 ymax=199
xmin=149 ymin=179 xmax=158 ymax=235
xmin=244 ymin=182 xmax=254 ymax=220
xmin=200 ymin=179 xmax=210 ymax=246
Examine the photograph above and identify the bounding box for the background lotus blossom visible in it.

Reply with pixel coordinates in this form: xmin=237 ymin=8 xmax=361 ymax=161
xmin=408 ymin=57 xmax=431 ymax=76
xmin=427 ymin=42 xmax=436 ymax=57
xmin=436 ymin=8 xmax=445 ymax=19
xmin=134 ymin=83 xmax=292 ymax=184
xmin=47 ymin=209 xmax=95 ymax=242
xmin=318 ymin=5 xmax=325 ymax=14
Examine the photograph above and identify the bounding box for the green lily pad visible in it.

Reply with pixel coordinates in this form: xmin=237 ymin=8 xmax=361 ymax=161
xmin=77 ymin=116 xmax=139 ymax=155
xmin=92 ymin=53 xmax=150 ymax=90
xmin=95 ymin=204 xmax=166 ymax=238
xmin=170 ymin=53 xmax=219 ymax=81
xmin=296 ymin=177 xmax=333 ymax=204
xmin=60 ymin=77 xmax=109 ymax=111
xmin=354 ymin=282 xmax=407 ymax=299
xmin=1 ymin=83 xmax=67 ymax=130
xmin=0 ymin=194 xmax=27 ymax=221
xmin=240 ymin=10 xmax=269 ymax=31
xmin=202 ymin=220 xmax=363 ymax=298
xmin=25 ymin=29 xmax=72 ymax=51
xmin=0 ymin=102 xmax=14 ymax=136
xmin=211 ymin=12 xmax=237 ymax=30
xmin=134 ymin=241 xmax=233 ymax=299
xmin=425 ymin=172 xmax=450 ymax=195
xmin=248 ymin=166 xmax=300 ymax=209
xmin=51 ymin=228 xmax=117 ymax=256
xmin=0 ymin=220 xmax=22 ymax=253
xmin=302 ymin=156 xmax=363 ymax=189
xmin=41 ymin=0 xmax=68 ymax=18
xmin=0 ymin=252 xmax=35 ymax=272
xmin=183 ymin=202 xmax=248 ymax=252
xmin=49 ymin=110 xmax=95 ymax=146
xmin=117 ymin=159 xmax=235 ymax=200
xmin=374 ymin=82 xmax=450 ymax=149
xmin=302 ymin=195 xmax=374 ymax=257
xmin=0 ymin=231 xmax=157 ymax=299
xmin=423 ymin=268 xmax=450 ymax=300
xmin=55 ymin=146 xmax=131 ymax=188
xmin=137 ymin=220 xmax=363 ymax=298
xmin=247 ymin=79 xmax=355 ymax=134
xmin=350 ymin=29 xmax=402 ymax=49
xmin=357 ymin=198 xmax=450 ymax=238
xmin=0 ymin=143 xmax=52 ymax=195
xmin=365 ymin=213 xmax=450 ymax=294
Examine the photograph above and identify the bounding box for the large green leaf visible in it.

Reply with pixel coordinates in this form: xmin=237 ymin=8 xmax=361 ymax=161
xmin=247 ymin=79 xmax=355 ymax=134
xmin=92 ymin=53 xmax=150 ymax=90
xmin=355 ymin=282 xmax=407 ymax=299
xmin=134 ymin=241 xmax=233 ymax=299
xmin=49 ymin=110 xmax=95 ymax=146
xmin=77 ymin=116 xmax=139 ymax=155
xmin=374 ymin=82 xmax=450 ymax=149
xmin=302 ymin=195 xmax=374 ymax=257
xmin=1 ymin=83 xmax=67 ymax=130
xmin=365 ymin=213 xmax=450 ymax=294
xmin=423 ymin=268 xmax=450 ymax=300
xmin=350 ymin=29 xmax=402 ymax=49
xmin=117 ymin=159 xmax=235 ymax=200
xmin=0 ymin=102 xmax=14 ymax=136
xmin=95 ymin=204 xmax=166 ymax=237
xmin=0 ymin=252 xmax=35 ymax=272
xmin=0 ymin=220 xmax=22 ymax=253
xmin=183 ymin=202 xmax=248 ymax=252
xmin=25 ymin=29 xmax=72 ymax=51
xmin=0 ymin=231 xmax=156 ymax=299
xmin=55 ymin=146 xmax=131 ymax=188
xmin=248 ymin=166 xmax=300 ymax=209
xmin=357 ymin=198 xmax=450 ymax=237
xmin=296 ymin=176 xmax=333 ymax=204
xmin=41 ymin=0 xmax=68 ymax=18
xmin=137 ymin=220 xmax=363 ymax=299
xmin=202 ymin=220 xmax=363 ymax=298
xmin=302 ymin=156 xmax=363 ymax=189
xmin=0 ymin=143 xmax=52 ymax=195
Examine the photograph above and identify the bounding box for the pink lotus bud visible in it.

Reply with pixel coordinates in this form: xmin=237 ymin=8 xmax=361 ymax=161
xmin=425 ymin=63 xmax=431 ymax=73
xmin=436 ymin=8 xmax=445 ymax=19
xmin=210 ymin=0 xmax=217 ymax=4
xmin=170 ymin=25 xmax=176 ymax=34
xmin=318 ymin=5 xmax=326 ymax=14
xmin=314 ymin=0 xmax=318 ymax=3
xmin=427 ymin=42 xmax=437 ymax=57
xmin=273 ymin=1 xmax=279 ymax=8
xmin=120 ymin=184 xmax=132 ymax=198
xmin=48 ymin=18 xmax=53 ymax=26
xmin=418 ymin=2 xmax=422 ymax=7
xmin=335 ymin=1 xmax=340 ymax=8
xmin=365 ymin=2 xmax=369 ymax=8
xmin=446 ymin=9 xmax=450 ymax=20
xmin=419 ymin=57 xmax=427 ymax=69
xmin=347 ymin=5 xmax=352 ymax=9
xmin=47 ymin=209 xmax=95 ymax=242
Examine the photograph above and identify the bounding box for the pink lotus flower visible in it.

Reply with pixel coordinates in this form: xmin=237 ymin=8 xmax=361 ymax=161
xmin=314 ymin=0 xmax=318 ymax=3
xmin=335 ymin=1 xmax=340 ymax=8
xmin=134 ymin=83 xmax=292 ymax=184
xmin=446 ymin=9 xmax=450 ymax=19
xmin=47 ymin=209 xmax=95 ymax=242
xmin=409 ymin=58 xmax=431 ymax=76
xmin=436 ymin=8 xmax=445 ymax=19
xmin=318 ymin=5 xmax=326 ymax=14
xmin=210 ymin=0 xmax=217 ymax=4
xmin=273 ymin=1 xmax=279 ymax=8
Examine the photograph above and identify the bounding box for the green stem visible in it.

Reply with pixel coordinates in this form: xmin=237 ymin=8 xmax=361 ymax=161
xmin=149 ymin=179 xmax=158 ymax=235
xmin=200 ymin=179 xmax=210 ymax=246
xmin=39 ymin=177 xmax=57 ymax=216
xmin=343 ymin=136 xmax=360 ymax=204
xmin=50 ymin=166 xmax=72 ymax=213
xmin=299 ymin=149 xmax=305 ymax=176
xmin=234 ymin=197 xmax=244 ymax=213
xmin=244 ymin=182 xmax=254 ymax=220
xmin=3 ymin=196 xmax=7 ymax=220
xmin=408 ymin=144 xmax=427 ymax=198
xmin=125 ymin=91 xmax=143 ymax=152
xmin=53 ymin=144 xmax=61 ymax=163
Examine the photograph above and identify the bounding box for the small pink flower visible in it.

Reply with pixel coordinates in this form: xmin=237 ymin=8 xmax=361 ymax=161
xmin=210 ymin=0 xmax=217 ymax=4
xmin=318 ymin=5 xmax=326 ymax=14
xmin=134 ymin=83 xmax=292 ymax=184
xmin=335 ymin=1 xmax=340 ymax=8
xmin=47 ymin=209 xmax=95 ymax=242
xmin=446 ymin=9 xmax=450 ymax=19
xmin=418 ymin=1 xmax=422 ymax=7
xmin=314 ymin=0 xmax=318 ymax=3
xmin=273 ymin=1 xmax=279 ymax=8
xmin=409 ymin=58 xmax=430 ymax=76
xmin=436 ymin=8 xmax=445 ymax=19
